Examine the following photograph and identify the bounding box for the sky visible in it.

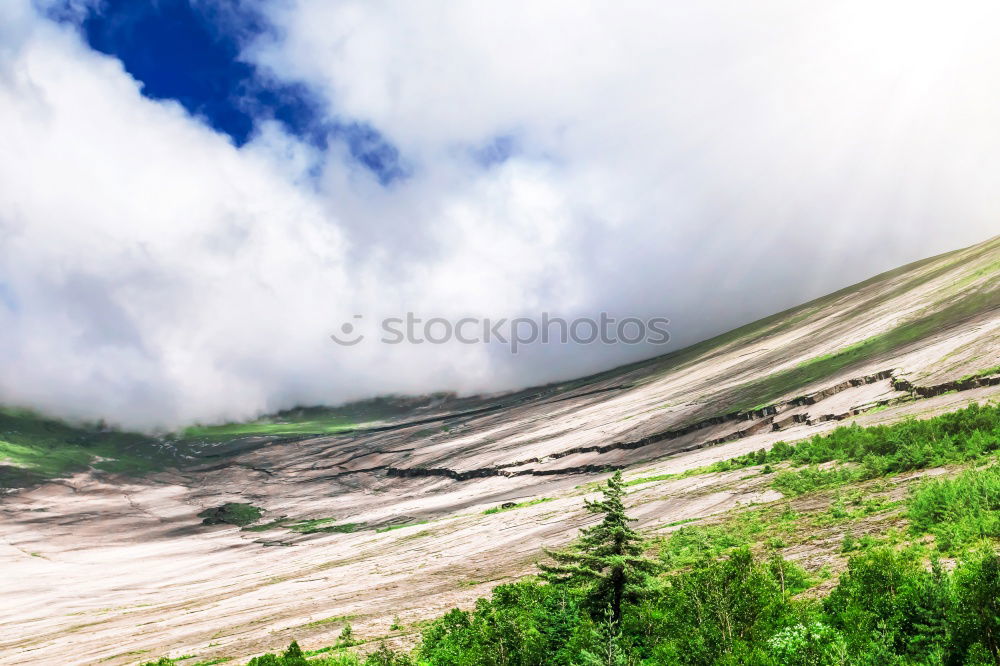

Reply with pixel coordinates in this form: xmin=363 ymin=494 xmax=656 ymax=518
xmin=1 ymin=0 xmax=999 ymax=431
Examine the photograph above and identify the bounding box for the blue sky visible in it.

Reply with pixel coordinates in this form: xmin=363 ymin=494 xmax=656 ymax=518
xmin=48 ymin=0 xmax=406 ymax=184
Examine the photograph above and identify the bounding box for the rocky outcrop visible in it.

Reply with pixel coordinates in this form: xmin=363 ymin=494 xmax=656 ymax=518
xmin=371 ymin=368 xmax=997 ymax=482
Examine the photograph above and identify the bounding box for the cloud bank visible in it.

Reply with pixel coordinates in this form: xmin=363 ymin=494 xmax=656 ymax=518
xmin=1 ymin=0 xmax=999 ymax=430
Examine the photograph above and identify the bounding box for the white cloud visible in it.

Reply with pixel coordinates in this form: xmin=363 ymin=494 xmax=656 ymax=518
xmin=1 ymin=0 xmax=999 ymax=430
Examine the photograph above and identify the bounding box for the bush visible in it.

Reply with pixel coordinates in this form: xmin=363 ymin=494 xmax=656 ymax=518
xmin=948 ymin=550 xmax=1000 ymax=662
xmin=766 ymin=622 xmax=847 ymax=666
xmin=718 ymin=403 xmax=1000 ymax=485
xmin=771 ymin=466 xmax=864 ymax=496
xmin=908 ymin=464 xmax=1000 ymax=551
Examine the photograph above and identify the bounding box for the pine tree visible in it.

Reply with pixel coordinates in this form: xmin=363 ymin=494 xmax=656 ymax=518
xmin=539 ymin=470 xmax=658 ymax=624
xmin=281 ymin=640 xmax=308 ymax=665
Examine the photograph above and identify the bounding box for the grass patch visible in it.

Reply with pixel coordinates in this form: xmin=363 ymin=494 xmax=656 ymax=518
xmin=657 ymin=509 xmax=777 ymax=569
xmin=960 ymin=364 xmax=1000 ymax=382
xmin=198 ymin=503 xmax=263 ymax=527
xmin=701 ymin=402 xmax=1000 ymax=492
xmin=303 ymin=614 xmax=355 ymax=629
xmin=140 ymin=658 xmax=231 ymax=666
xmin=662 ymin=517 xmax=701 ymax=528
xmin=375 ymin=520 xmax=431 ymax=533
xmin=953 ymin=257 xmax=1000 ymax=290
xmin=176 ymin=396 xmax=443 ymax=444
xmin=624 ymin=472 xmax=678 ymax=487
xmin=0 ymin=407 xmax=165 ymax=486
xmin=287 ymin=519 xmax=364 ymax=534
xmin=726 ymin=285 xmax=999 ymax=412
xmin=179 ymin=414 xmax=355 ymax=442
xmin=771 ymin=465 xmax=867 ymax=496
xmin=242 ymin=518 xmax=289 ymax=532
xmin=483 ymin=497 xmax=554 ymax=515
xmin=656 ymin=484 xmax=907 ymax=572
xmin=810 ymin=490 xmax=900 ymax=528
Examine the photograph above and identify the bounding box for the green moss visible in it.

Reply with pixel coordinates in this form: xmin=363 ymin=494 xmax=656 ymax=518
xmin=375 ymin=520 xmax=431 ymax=533
xmin=483 ymin=497 xmax=554 ymax=515
xmin=952 ymin=257 xmax=1000 ymax=290
xmin=303 ymin=614 xmax=355 ymax=629
xmin=242 ymin=518 xmax=289 ymax=532
xmin=177 ymin=397 xmax=442 ymax=444
xmin=179 ymin=414 xmax=355 ymax=442
xmin=960 ymin=364 xmax=1000 ymax=381
xmin=198 ymin=503 xmax=263 ymax=527
xmin=624 ymin=472 xmax=678 ymax=487
xmin=287 ymin=519 xmax=364 ymax=534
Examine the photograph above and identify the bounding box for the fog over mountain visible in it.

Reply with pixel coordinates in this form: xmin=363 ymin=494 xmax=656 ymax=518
xmin=1 ymin=0 xmax=998 ymax=430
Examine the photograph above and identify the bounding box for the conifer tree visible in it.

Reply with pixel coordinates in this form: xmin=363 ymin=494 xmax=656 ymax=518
xmin=540 ymin=470 xmax=658 ymax=624
xmin=281 ymin=640 xmax=307 ymax=665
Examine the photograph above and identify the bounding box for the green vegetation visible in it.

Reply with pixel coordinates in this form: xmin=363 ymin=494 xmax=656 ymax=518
xmin=411 ymin=473 xmax=1000 ymax=664
xmin=727 ymin=285 xmax=999 ymax=413
xmin=623 ymin=403 xmax=1000 ymax=500
xmin=623 ymin=472 xmax=678 ymax=486
xmin=482 ymin=497 xmax=553 ymax=515
xmin=178 ymin=396 xmax=454 ymax=444
xmin=376 ymin=521 xmax=431 ymax=533
xmin=656 ymin=488 xmax=903 ymax=570
xmin=0 ymin=404 xmax=358 ymax=487
xmin=908 ymin=464 xmax=1000 ymax=553
xmin=657 ymin=505 xmax=800 ymax=569
xmin=0 ymin=396 xmax=429 ymax=487
xmin=287 ymin=519 xmax=364 ymax=534
xmin=0 ymin=407 xmax=165 ymax=486
xmin=214 ymin=639 xmax=410 ymax=666
xmin=143 ymin=440 xmax=1000 ymax=666
xmin=179 ymin=412 xmax=355 ymax=442
xmin=243 ymin=518 xmax=290 ymax=532
xmin=540 ymin=472 xmax=657 ymax=624
xmin=140 ymin=657 xmax=232 ymax=665
xmin=707 ymin=401 xmax=1000 ymax=486
xmin=953 ymin=257 xmax=1000 ymax=290
xmin=303 ymin=616 xmax=356 ymax=630
xmin=961 ymin=364 xmax=1000 ymax=381
xmin=770 ymin=465 xmax=866 ymax=495
xmin=198 ymin=503 xmax=263 ymax=527
xmin=411 ymin=472 xmax=1000 ymax=665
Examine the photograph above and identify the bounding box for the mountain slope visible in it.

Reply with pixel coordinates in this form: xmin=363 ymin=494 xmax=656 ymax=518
xmin=0 ymin=235 xmax=998 ymax=665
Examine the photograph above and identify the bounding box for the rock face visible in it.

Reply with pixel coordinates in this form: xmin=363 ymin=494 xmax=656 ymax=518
xmin=1 ymin=236 xmax=999 ymax=665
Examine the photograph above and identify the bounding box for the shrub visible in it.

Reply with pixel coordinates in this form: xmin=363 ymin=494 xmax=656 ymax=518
xmin=908 ymin=464 xmax=1000 ymax=551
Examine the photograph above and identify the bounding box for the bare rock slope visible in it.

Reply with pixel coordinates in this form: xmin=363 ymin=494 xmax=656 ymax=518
xmin=1 ymin=236 xmax=999 ymax=664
